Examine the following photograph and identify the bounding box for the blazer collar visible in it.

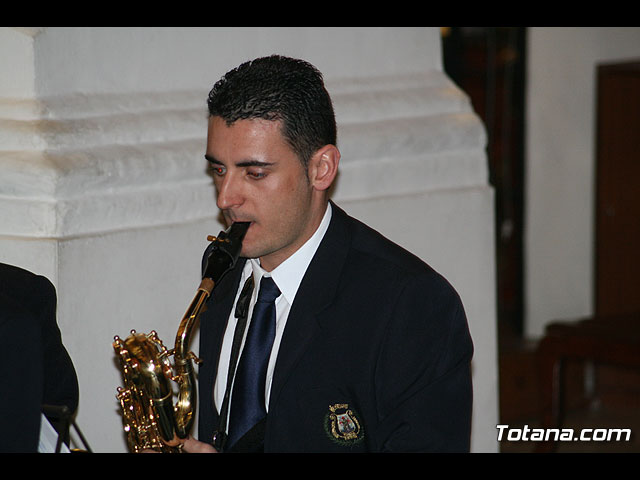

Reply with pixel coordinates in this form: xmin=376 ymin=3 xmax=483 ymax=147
xmin=268 ymin=201 xmax=352 ymax=408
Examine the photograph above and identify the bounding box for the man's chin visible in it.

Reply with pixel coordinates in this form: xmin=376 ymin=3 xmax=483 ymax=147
xmin=238 ymin=234 xmax=259 ymax=260
xmin=240 ymin=241 xmax=273 ymax=262
xmin=240 ymin=237 xmax=262 ymax=258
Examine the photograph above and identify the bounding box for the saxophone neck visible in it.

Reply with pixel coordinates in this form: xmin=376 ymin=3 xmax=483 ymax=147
xmin=174 ymin=284 xmax=211 ymax=361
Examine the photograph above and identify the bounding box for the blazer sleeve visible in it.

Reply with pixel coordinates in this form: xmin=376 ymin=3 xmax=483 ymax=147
xmin=0 ymin=293 xmax=44 ymax=452
xmin=372 ymin=271 xmax=474 ymax=452
xmin=36 ymin=274 xmax=79 ymax=415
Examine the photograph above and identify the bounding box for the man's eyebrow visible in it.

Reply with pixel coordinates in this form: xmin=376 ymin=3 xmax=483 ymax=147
xmin=204 ymin=154 xmax=274 ymax=168
xmin=236 ymin=159 xmax=275 ymax=168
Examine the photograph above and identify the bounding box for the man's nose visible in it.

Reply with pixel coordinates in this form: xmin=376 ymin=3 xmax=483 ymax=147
xmin=216 ymin=174 xmax=244 ymax=210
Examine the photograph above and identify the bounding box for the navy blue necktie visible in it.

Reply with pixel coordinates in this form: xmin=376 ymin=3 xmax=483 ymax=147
xmin=226 ymin=275 xmax=280 ymax=449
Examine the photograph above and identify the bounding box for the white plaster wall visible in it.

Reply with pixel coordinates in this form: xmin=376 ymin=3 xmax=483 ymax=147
xmin=1 ymin=27 xmax=496 ymax=452
xmin=33 ymin=27 xmax=441 ymax=97
xmin=0 ymin=27 xmax=37 ymax=97
xmin=525 ymin=27 xmax=640 ymax=338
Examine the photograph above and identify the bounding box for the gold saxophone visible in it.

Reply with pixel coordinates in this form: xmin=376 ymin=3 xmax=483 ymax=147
xmin=112 ymin=222 xmax=250 ymax=453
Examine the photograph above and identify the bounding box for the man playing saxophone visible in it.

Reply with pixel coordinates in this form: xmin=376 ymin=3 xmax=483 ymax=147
xmin=182 ymin=55 xmax=473 ymax=453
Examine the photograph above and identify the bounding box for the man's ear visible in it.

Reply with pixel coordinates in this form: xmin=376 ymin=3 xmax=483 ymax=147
xmin=308 ymin=144 xmax=340 ymax=191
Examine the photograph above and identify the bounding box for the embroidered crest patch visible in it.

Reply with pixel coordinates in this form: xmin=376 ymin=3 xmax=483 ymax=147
xmin=325 ymin=403 xmax=364 ymax=446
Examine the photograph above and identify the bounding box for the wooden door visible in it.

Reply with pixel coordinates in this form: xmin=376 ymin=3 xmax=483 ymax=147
xmin=595 ymin=61 xmax=640 ymax=316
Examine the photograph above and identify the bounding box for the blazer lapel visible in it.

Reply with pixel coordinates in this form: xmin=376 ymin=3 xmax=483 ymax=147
xmin=199 ymin=258 xmax=247 ymax=419
xmin=268 ymin=202 xmax=352 ymax=410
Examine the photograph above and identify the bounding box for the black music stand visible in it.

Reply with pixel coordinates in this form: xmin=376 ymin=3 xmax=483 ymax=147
xmin=42 ymin=404 xmax=93 ymax=453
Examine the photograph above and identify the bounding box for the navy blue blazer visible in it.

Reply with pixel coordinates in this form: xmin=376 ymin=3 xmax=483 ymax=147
xmin=197 ymin=203 xmax=473 ymax=452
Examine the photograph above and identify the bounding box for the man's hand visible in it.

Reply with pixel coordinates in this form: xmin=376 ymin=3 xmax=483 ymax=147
xmin=181 ymin=435 xmax=218 ymax=453
xmin=140 ymin=435 xmax=218 ymax=453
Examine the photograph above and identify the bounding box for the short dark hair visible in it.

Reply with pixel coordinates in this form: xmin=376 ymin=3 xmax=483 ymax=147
xmin=207 ymin=55 xmax=337 ymax=168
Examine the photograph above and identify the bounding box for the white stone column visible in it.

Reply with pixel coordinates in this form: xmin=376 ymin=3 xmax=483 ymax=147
xmin=0 ymin=27 xmax=496 ymax=452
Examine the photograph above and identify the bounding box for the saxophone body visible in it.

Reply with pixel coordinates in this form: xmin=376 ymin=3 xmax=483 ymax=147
xmin=113 ymin=222 xmax=250 ymax=452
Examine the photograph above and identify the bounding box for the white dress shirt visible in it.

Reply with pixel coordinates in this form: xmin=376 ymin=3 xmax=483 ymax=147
xmin=213 ymin=203 xmax=332 ymax=417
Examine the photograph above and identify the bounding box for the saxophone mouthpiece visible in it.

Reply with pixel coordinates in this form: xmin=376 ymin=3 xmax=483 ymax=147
xmin=221 ymin=221 xmax=251 ymax=242
xmin=202 ymin=222 xmax=251 ymax=282
xmin=207 ymin=221 xmax=250 ymax=243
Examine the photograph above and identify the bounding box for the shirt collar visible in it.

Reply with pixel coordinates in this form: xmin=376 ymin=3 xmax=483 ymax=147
xmin=249 ymin=203 xmax=332 ymax=305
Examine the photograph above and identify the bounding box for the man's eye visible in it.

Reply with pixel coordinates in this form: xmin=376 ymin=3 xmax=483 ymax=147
xmin=247 ymin=169 xmax=267 ymax=179
xmin=209 ymin=165 xmax=226 ymax=176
